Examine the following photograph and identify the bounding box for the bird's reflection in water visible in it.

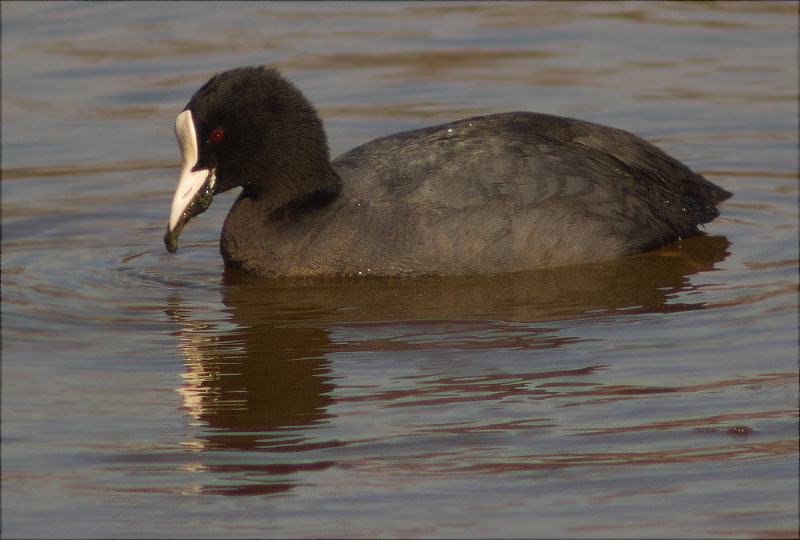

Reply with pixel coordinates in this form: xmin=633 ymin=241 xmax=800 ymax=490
xmin=167 ymin=306 xmax=337 ymax=450
xmin=166 ymin=235 xmax=729 ymax=495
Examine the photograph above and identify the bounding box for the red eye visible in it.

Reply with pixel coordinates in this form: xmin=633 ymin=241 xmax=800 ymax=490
xmin=209 ymin=128 xmax=224 ymax=143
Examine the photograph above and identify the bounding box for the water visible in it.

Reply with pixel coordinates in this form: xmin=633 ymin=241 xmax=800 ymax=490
xmin=2 ymin=2 xmax=798 ymax=537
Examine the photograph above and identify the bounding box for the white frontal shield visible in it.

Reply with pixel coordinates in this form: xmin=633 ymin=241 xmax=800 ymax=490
xmin=169 ymin=110 xmax=211 ymax=231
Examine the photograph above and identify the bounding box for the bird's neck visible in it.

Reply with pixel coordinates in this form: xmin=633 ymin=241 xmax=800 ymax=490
xmin=256 ymin=163 xmax=342 ymax=221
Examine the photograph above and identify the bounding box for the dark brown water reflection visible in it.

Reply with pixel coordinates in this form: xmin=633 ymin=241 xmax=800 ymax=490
xmin=179 ymin=235 xmax=731 ymax=444
xmin=2 ymin=2 xmax=798 ymax=538
xmin=154 ymin=234 xmax=795 ymax=514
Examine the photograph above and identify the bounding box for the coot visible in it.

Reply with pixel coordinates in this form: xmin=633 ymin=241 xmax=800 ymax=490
xmin=165 ymin=66 xmax=729 ymax=277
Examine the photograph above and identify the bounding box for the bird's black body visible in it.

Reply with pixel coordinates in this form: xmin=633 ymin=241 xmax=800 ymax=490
xmin=166 ymin=66 xmax=730 ymax=278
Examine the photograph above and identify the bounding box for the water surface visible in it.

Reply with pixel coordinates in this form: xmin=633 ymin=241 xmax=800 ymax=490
xmin=2 ymin=2 xmax=798 ymax=538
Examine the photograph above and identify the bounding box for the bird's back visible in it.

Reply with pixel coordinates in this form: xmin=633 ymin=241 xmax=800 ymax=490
xmin=321 ymin=112 xmax=728 ymax=275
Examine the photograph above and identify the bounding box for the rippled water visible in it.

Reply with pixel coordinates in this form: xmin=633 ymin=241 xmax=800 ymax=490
xmin=2 ymin=2 xmax=798 ymax=538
